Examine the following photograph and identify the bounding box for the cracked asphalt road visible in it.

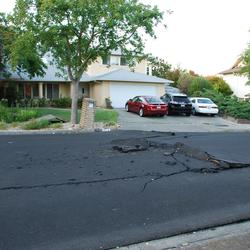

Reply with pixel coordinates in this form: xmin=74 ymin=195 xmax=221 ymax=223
xmin=1 ymin=131 xmax=250 ymax=250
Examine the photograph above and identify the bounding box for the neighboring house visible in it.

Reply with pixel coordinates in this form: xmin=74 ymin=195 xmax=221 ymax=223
xmin=0 ymin=50 xmax=172 ymax=108
xmin=219 ymin=58 xmax=250 ymax=100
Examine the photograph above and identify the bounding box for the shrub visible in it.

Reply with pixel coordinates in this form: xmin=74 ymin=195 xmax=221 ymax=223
xmin=0 ymin=105 xmax=15 ymax=123
xmin=23 ymin=119 xmax=49 ymax=130
xmin=206 ymin=76 xmax=233 ymax=96
xmin=0 ymin=122 xmax=8 ymax=130
xmin=177 ymin=73 xmax=194 ymax=94
xmin=15 ymin=109 xmax=38 ymax=122
xmin=0 ymin=106 xmax=38 ymax=123
xmin=52 ymin=97 xmax=72 ymax=108
xmin=105 ymin=98 xmax=113 ymax=109
xmin=49 ymin=123 xmax=63 ymax=129
xmin=188 ymin=77 xmax=213 ymax=96
xmin=0 ymin=98 xmax=8 ymax=107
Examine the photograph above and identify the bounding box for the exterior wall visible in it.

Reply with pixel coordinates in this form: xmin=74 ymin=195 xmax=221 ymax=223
xmin=59 ymin=84 xmax=70 ymax=98
xmin=86 ymin=57 xmax=148 ymax=75
xmin=90 ymin=81 xmax=166 ymax=107
xmin=79 ymin=83 xmax=90 ymax=98
xmin=89 ymin=81 xmax=110 ymax=107
xmin=155 ymin=84 xmax=165 ymax=97
xmin=220 ymin=74 xmax=250 ymax=99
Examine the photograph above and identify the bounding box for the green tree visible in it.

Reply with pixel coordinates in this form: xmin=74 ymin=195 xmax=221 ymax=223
xmin=148 ymin=56 xmax=186 ymax=87
xmin=206 ymin=76 xmax=232 ymax=96
xmin=177 ymin=72 xmax=194 ymax=94
xmin=188 ymin=76 xmax=213 ymax=96
xmin=241 ymin=44 xmax=250 ymax=83
xmin=148 ymin=56 xmax=171 ymax=78
xmin=9 ymin=0 xmax=164 ymax=124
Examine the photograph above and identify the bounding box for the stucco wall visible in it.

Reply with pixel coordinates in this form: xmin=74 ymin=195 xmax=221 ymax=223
xmin=59 ymin=84 xmax=70 ymax=98
xmin=86 ymin=58 xmax=147 ymax=75
xmin=90 ymin=81 xmax=110 ymax=107
xmin=90 ymin=81 xmax=165 ymax=107
xmin=221 ymin=75 xmax=250 ymax=99
xmin=155 ymin=83 xmax=165 ymax=97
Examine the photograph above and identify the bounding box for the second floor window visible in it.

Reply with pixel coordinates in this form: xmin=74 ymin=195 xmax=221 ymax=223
xmin=110 ymin=56 xmax=120 ymax=65
xmin=102 ymin=56 xmax=110 ymax=65
xmin=120 ymin=56 xmax=128 ymax=66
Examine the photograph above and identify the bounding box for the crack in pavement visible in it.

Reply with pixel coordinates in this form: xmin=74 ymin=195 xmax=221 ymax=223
xmin=112 ymin=138 xmax=250 ymax=192
xmin=0 ymin=172 xmax=175 ymax=191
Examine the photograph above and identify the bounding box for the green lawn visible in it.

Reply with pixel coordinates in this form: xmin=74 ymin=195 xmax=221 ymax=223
xmin=0 ymin=106 xmax=118 ymax=125
xmin=33 ymin=108 xmax=77 ymax=122
xmin=35 ymin=108 xmax=118 ymax=124
xmin=94 ymin=108 xmax=118 ymax=125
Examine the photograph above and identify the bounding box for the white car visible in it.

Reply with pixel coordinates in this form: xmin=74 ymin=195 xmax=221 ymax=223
xmin=190 ymin=97 xmax=219 ymax=116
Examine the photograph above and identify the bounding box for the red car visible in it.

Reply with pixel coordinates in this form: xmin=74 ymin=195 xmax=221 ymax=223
xmin=125 ymin=96 xmax=168 ymax=117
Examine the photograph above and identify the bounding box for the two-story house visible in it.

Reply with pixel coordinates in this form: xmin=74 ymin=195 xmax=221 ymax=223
xmin=219 ymin=58 xmax=250 ymax=100
xmin=0 ymin=50 xmax=172 ymax=108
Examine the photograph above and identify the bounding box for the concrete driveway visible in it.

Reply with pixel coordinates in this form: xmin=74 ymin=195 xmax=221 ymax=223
xmin=117 ymin=109 xmax=250 ymax=132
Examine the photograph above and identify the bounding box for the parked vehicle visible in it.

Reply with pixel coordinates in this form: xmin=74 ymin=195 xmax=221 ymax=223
xmin=189 ymin=97 xmax=219 ymax=116
xmin=125 ymin=96 xmax=168 ymax=117
xmin=160 ymin=93 xmax=192 ymax=116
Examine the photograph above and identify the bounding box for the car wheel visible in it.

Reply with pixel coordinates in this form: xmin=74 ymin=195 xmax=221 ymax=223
xmin=185 ymin=113 xmax=191 ymax=116
xmin=192 ymin=108 xmax=197 ymax=116
xmin=125 ymin=104 xmax=129 ymax=112
xmin=139 ymin=108 xmax=144 ymax=117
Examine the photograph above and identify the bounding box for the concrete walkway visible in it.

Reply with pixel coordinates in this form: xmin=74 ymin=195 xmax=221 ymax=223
xmin=117 ymin=109 xmax=250 ymax=132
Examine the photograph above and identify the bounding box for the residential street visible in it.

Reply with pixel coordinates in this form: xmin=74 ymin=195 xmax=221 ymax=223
xmin=1 ymin=131 xmax=250 ymax=250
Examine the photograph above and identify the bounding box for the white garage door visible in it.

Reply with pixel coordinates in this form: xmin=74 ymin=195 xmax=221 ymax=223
xmin=110 ymin=82 xmax=157 ymax=108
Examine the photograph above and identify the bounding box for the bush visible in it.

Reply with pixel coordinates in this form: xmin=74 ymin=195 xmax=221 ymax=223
xmin=177 ymin=73 xmax=194 ymax=94
xmin=188 ymin=77 xmax=213 ymax=96
xmin=206 ymin=76 xmax=233 ymax=96
xmin=23 ymin=119 xmax=49 ymax=130
xmin=52 ymin=97 xmax=72 ymax=108
xmin=201 ymin=89 xmax=250 ymax=119
xmin=15 ymin=109 xmax=38 ymax=122
xmin=0 ymin=105 xmax=38 ymax=123
xmin=105 ymin=98 xmax=113 ymax=109
xmin=0 ymin=122 xmax=8 ymax=130
xmin=49 ymin=123 xmax=63 ymax=129
xmin=0 ymin=98 xmax=8 ymax=107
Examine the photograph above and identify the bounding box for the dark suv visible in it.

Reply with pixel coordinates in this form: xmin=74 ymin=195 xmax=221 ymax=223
xmin=160 ymin=93 xmax=192 ymax=116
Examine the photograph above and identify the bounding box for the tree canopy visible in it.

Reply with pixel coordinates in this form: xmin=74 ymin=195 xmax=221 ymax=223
xmin=8 ymin=0 xmax=164 ymax=124
xmin=241 ymin=43 xmax=250 ymax=83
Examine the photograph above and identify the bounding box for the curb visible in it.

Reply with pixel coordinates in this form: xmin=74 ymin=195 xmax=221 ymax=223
xmin=115 ymin=220 xmax=250 ymax=250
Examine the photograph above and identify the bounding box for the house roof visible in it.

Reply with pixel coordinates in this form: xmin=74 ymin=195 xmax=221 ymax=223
xmin=89 ymin=69 xmax=173 ymax=84
xmin=3 ymin=63 xmax=91 ymax=82
xmin=219 ymin=57 xmax=243 ymax=75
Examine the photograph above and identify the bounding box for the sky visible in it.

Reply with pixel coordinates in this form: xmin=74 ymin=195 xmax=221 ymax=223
xmin=0 ymin=0 xmax=249 ymax=76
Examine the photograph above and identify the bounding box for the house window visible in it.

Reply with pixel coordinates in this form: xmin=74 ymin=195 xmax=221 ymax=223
xmin=102 ymin=55 xmax=110 ymax=65
xmin=110 ymin=56 xmax=120 ymax=65
xmin=46 ymin=84 xmax=59 ymax=99
xmin=47 ymin=84 xmax=52 ymax=99
xmin=52 ymin=85 xmax=59 ymax=99
xmin=32 ymin=85 xmax=39 ymax=98
xmin=18 ymin=84 xmax=24 ymax=98
xmin=82 ymin=88 xmax=85 ymax=94
xmin=120 ymin=56 xmax=128 ymax=66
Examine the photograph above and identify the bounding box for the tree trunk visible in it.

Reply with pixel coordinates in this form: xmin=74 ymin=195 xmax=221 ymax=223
xmin=71 ymin=80 xmax=79 ymax=125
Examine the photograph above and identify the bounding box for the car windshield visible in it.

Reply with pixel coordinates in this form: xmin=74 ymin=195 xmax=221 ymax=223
xmin=173 ymin=96 xmax=189 ymax=103
xmin=197 ymin=99 xmax=213 ymax=104
xmin=145 ymin=97 xmax=163 ymax=104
